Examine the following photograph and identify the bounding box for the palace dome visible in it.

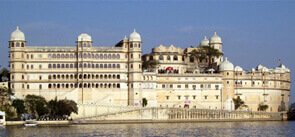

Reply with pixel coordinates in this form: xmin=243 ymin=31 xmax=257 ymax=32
xmin=219 ymin=57 xmax=234 ymax=71
xmin=200 ymin=36 xmax=209 ymax=46
xmin=234 ymin=66 xmax=243 ymax=71
xmin=210 ymin=32 xmax=222 ymax=44
xmin=77 ymin=33 xmax=92 ymax=42
xmin=129 ymin=29 xmax=141 ymax=42
xmin=10 ymin=26 xmax=25 ymax=41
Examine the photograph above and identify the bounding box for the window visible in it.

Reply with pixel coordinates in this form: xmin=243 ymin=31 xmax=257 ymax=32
xmin=39 ymin=76 xmax=42 ymax=80
xmin=178 ymin=96 xmax=181 ymax=100
xmin=162 ymin=84 xmax=165 ymax=88
xmin=159 ymin=55 xmax=164 ymax=60
xmin=216 ymin=95 xmax=219 ymax=99
xmin=200 ymin=84 xmax=204 ymax=88
xmin=169 ymin=84 xmax=173 ymax=88
xmin=193 ymin=95 xmax=196 ymax=100
xmin=193 ymin=85 xmax=196 ymax=90
xmin=167 ymin=56 xmax=171 ymax=61
xmin=27 ymin=84 xmax=30 ymax=89
xmin=131 ymin=54 xmax=133 ymax=59
xmin=31 ymin=65 xmax=33 ymax=69
xmin=39 ymin=65 xmax=42 ymax=69
xmin=177 ymin=85 xmax=181 ymax=88
xmin=39 ymin=84 xmax=42 ymax=90
xmin=166 ymin=96 xmax=169 ymax=100
xmin=185 ymin=84 xmax=188 ymax=89
xmin=48 ymin=64 xmax=52 ymax=68
xmin=173 ymin=55 xmax=178 ymax=61
xmin=204 ymin=96 xmax=208 ymax=100
xmin=215 ymin=85 xmax=219 ymax=90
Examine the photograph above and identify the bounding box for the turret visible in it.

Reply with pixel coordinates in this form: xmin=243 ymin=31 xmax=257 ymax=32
xmin=9 ymin=26 xmax=26 ymax=48
xmin=127 ymin=29 xmax=143 ymax=106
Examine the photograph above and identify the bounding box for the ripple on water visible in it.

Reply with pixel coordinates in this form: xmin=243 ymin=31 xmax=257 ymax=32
xmin=2 ymin=121 xmax=295 ymax=137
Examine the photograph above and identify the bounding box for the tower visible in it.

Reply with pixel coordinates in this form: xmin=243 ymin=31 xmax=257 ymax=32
xmin=210 ymin=32 xmax=223 ymax=65
xmin=127 ymin=29 xmax=143 ymax=106
xmin=76 ymin=33 xmax=92 ymax=103
xmin=219 ymin=57 xmax=235 ymax=110
xmin=9 ymin=26 xmax=26 ymax=96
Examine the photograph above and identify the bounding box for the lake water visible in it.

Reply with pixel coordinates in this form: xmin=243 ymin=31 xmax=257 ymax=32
xmin=1 ymin=121 xmax=295 ymax=137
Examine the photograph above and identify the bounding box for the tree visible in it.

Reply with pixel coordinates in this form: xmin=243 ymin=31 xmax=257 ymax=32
xmin=57 ymin=99 xmax=78 ymax=116
xmin=12 ymin=99 xmax=26 ymax=117
xmin=142 ymin=60 xmax=159 ymax=71
xmin=48 ymin=97 xmax=59 ymax=116
xmin=189 ymin=46 xmax=223 ymax=68
xmin=0 ymin=68 xmax=9 ymax=82
xmin=24 ymin=95 xmax=48 ymax=117
xmin=142 ymin=98 xmax=148 ymax=107
xmin=232 ymin=96 xmax=247 ymax=110
xmin=0 ymin=87 xmax=17 ymax=120
xmin=287 ymin=103 xmax=295 ymax=120
xmin=258 ymin=103 xmax=268 ymax=111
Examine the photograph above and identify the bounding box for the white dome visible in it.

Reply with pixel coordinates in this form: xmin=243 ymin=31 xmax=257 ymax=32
xmin=234 ymin=66 xmax=243 ymax=71
xmin=219 ymin=57 xmax=234 ymax=71
xmin=10 ymin=26 xmax=25 ymax=41
xmin=200 ymin=36 xmax=209 ymax=46
xmin=77 ymin=33 xmax=92 ymax=42
xmin=210 ymin=32 xmax=222 ymax=44
xmin=129 ymin=29 xmax=141 ymax=42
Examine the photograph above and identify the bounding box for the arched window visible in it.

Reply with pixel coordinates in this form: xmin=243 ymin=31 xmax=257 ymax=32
xmin=79 ymin=63 xmax=82 ymax=68
xmin=48 ymin=75 xmax=51 ymax=79
xmin=167 ymin=56 xmax=171 ymax=61
xmin=84 ymin=74 xmax=87 ymax=79
xmin=61 ymin=54 xmax=65 ymax=58
xmin=96 ymin=75 xmax=99 ymax=79
xmin=57 ymin=54 xmax=60 ymax=58
xmin=104 ymin=75 xmax=107 ymax=79
xmin=104 ymin=83 xmax=107 ymax=88
xmin=92 ymin=64 xmax=94 ymax=68
xmin=84 ymin=63 xmax=87 ymax=68
xmin=117 ymin=75 xmax=120 ymax=79
xmin=79 ymin=83 xmax=82 ymax=88
xmin=95 ymin=54 xmax=99 ymax=59
xmin=113 ymin=83 xmax=116 ymax=88
xmin=66 ymin=84 xmax=69 ymax=88
xmin=173 ymin=55 xmax=178 ymax=61
xmin=66 ymin=75 xmax=69 ymax=79
xmin=84 ymin=83 xmax=87 ymax=88
xmin=113 ymin=74 xmax=116 ymax=79
xmin=61 ymin=75 xmax=65 ymax=79
xmin=88 ymin=63 xmax=91 ymax=68
xmin=100 ymin=75 xmax=103 ymax=79
xmin=108 ymin=75 xmax=111 ymax=79
xmin=108 ymin=54 xmax=111 ymax=59
xmin=96 ymin=64 xmax=99 ymax=68
xmin=116 ymin=54 xmax=120 ymax=59
xmin=104 ymin=64 xmax=107 ymax=68
xmin=70 ymin=64 xmax=73 ymax=68
xmin=100 ymin=83 xmax=103 ymax=88
xmin=88 ymin=53 xmax=91 ymax=58
xmin=108 ymin=64 xmax=112 ymax=68
xmin=100 ymin=54 xmax=103 ymax=59
xmin=48 ymin=64 xmax=52 ymax=68
xmin=117 ymin=83 xmax=120 ymax=88
xmin=100 ymin=64 xmax=103 ymax=68
xmin=88 ymin=74 xmax=91 ymax=79
xmin=96 ymin=84 xmax=99 ymax=88
xmin=112 ymin=64 xmax=116 ymax=68
xmin=61 ymin=64 xmax=65 ymax=68
xmin=112 ymin=54 xmax=116 ymax=59
xmin=52 ymin=54 xmax=56 ymax=58
xmin=57 ymin=84 xmax=60 ymax=88
xmin=48 ymin=84 xmax=52 ymax=89
xmin=70 ymin=75 xmax=73 ymax=79
xmin=83 ymin=53 xmax=87 ymax=58
xmin=70 ymin=54 xmax=74 ymax=58
xmin=159 ymin=55 xmax=164 ymax=60
xmin=104 ymin=54 xmax=107 ymax=59
xmin=57 ymin=64 xmax=60 ymax=68
xmin=117 ymin=64 xmax=120 ymax=68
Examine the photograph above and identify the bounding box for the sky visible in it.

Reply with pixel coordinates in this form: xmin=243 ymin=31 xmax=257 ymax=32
xmin=0 ymin=1 xmax=294 ymax=102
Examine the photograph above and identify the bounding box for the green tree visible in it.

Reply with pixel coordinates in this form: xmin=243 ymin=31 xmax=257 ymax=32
xmin=258 ymin=103 xmax=268 ymax=111
xmin=12 ymin=99 xmax=26 ymax=117
xmin=24 ymin=95 xmax=48 ymax=117
xmin=48 ymin=97 xmax=59 ymax=116
xmin=142 ymin=60 xmax=159 ymax=71
xmin=57 ymin=99 xmax=78 ymax=116
xmin=142 ymin=98 xmax=148 ymax=107
xmin=233 ymin=96 xmax=247 ymax=110
xmin=0 ymin=87 xmax=17 ymax=120
xmin=189 ymin=46 xmax=223 ymax=68
xmin=0 ymin=67 xmax=9 ymax=82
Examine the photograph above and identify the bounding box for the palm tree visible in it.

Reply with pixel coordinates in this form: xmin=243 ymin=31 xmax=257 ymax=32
xmin=189 ymin=46 xmax=223 ymax=68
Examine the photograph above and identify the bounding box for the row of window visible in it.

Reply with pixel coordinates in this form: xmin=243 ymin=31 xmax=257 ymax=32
xmin=48 ymin=63 xmax=121 ymax=69
xmin=48 ymin=74 xmax=121 ymax=80
xmin=48 ymin=53 xmax=121 ymax=59
xmin=161 ymin=84 xmax=220 ymax=90
xmin=165 ymin=95 xmax=219 ymax=100
xmin=18 ymin=83 xmax=121 ymax=89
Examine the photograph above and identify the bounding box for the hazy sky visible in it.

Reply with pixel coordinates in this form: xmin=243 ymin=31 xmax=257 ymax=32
xmin=0 ymin=1 xmax=294 ymax=102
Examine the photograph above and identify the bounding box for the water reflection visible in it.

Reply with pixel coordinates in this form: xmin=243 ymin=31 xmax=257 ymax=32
xmin=1 ymin=121 xmax=294 ymax=137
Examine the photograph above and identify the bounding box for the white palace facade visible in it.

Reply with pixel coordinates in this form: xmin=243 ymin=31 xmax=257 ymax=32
xmin=9 ymin=27 xmax=291 ymax=112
